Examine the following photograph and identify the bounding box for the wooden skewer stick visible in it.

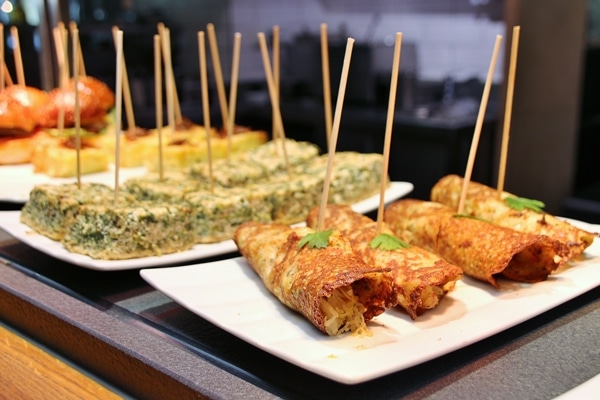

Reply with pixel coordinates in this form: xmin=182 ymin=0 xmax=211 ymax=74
xmin=257 ymin=32 xmax=290 ymax=174
xmin=0 ymin=27 xmax=14 ymax=89
xmin=112 ymin=26 xmax=136 ymax=133
xmin=10 ymin=26 xmax=24 ymax=86
xmin=154 ymin=34 xmax=164 ymax=181
xmin=320 ymin=23 xmax=332 ymax=150
xmin=457 ymin=34 xmax=503 ymax=214
xmin=207 ymin=23 xmax=229 ymax=130
xmin=0 ymin=25 xmax=13 ymax=88
xmin=113 ymin=29 xmax=124 ymax=203
xmin=226 ymin=32 xmax=241 ymax=161
xmin=57 ymin=22 xmax=70 ymax=83
xmin=0 ymin=23 xmax=11 ymax=89
xmin=69 ymin=21 xmax=86 ymax=76
xmin=52 ymin=27 xmax=66 ymax=134
xmin=272 ymin=25 xmax=280 ymax=140
xmin=2 ymin=62 xmax=12 ymax=87
xmin=52 ymin=27 xmax=64 ymax=88
xmin=0 ymin=24 xmax=4 ymax=91
xmin=160 ymin=27 xmax=176 ymax=134
xmin=71 ymin=26 xmax=82 ymax=188
xmin=157 ymin=23 xmax=182 ymax=126
xmin=497 ymin=26 xmax=520 ymax=197
xmin=316 ymin=37 xmax=355 ymax=232
xmin=198 ymin=31 xmax=214 ymax=193
xmin=376 ymin=32 xmax=402 ymax=233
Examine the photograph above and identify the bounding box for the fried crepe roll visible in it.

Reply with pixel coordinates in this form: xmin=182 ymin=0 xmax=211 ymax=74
xmin=306 ymin=205 xmax=463 ymax=319
xmin=384 ymin=199 xmax=566 ymax=288
xmin=431 ymin=175 xmax=597 ymax=260
xmin=233 ymin=221 xmax=396 ymax=336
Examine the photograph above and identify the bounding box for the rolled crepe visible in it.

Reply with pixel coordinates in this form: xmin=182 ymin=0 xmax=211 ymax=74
xmin=384 ymin=199 xmax=566 ymax=288
xmin=431 ymin=174 xmax=597 ymax=260
xmin=233 ymin=221 xmax=396 ymax=336
xmin=306 ymin=205 xmax=463 ymax=319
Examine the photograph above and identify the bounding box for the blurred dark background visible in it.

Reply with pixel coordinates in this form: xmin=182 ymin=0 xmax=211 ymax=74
xmin=3 ymin=0 xmax=599 ymax=221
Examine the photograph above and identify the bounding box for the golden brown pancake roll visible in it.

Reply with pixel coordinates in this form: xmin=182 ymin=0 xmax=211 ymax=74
xmin=233 ymin=221 xmax=396 ymax=336
xmin=305 ymin=205 xmax=463 ymax=319
xmin=431 ymin=175 xmax=597 ymax=260
xmin=384 ymin=199 xmax=566 ymax=288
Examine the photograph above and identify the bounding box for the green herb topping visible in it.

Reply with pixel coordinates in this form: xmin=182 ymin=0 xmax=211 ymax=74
xmin=504 ymin=196 xmax=545 ymax=213
xmin=298 ymin=230 xmax=333 ymax=249
xmin=452 ymin=213 xmax=490 ymax=222
xmin=369 ymin=233 xmax=410 ymax=250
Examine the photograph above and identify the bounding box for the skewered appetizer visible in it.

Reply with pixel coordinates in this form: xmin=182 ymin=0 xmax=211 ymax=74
xmin=19 ymin=138 xmax=391 ymax=259
xmin=430 ymin=175 xmax=597 ymax=261
xmin=306 ymin=205 xmax=463 ymax=319
xmin=0 ymin=85 xmax=50 ymax=164
xmin=384 ymin=199 xmax=568 ymax=287
xmin=233 ymin=221 xmax=396 ymax=336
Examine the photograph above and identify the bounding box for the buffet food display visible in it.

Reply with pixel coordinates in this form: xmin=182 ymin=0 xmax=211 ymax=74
xmin=0 ymin=20 xmax=598 ymax=388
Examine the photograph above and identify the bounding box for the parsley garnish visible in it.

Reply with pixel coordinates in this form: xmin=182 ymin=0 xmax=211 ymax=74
xmin=453 ymin=213 xmax=490 ymax=222
xmin=298 ymin=230 xmax=333 ymax=249
xmin=369 ymin=233 xmax=410 ymax=250
xmin=504 ymin=196 xmax=545 ymax=213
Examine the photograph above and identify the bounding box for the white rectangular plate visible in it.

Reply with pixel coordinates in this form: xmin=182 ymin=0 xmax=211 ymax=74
xmin=0 ymin=182 xmax=413 ymax=270
xmin=140 ymin=219 xmax=600 ymax=385
xmin=0 ymin=164 xmax=147 ymax=203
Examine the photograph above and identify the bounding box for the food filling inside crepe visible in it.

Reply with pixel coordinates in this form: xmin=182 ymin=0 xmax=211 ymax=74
xmin=321 ymin=285 xmax=367 ymax=335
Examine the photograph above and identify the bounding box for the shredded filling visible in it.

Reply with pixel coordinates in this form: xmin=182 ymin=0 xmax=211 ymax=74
xmin=320 ymin=286 xmax=370 ymax=336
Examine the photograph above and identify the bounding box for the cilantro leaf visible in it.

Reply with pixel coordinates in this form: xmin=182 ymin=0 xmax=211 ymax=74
xmin=298 ymin=230 xmax=333 ymax=249
xmin=504 ymin=196 xmax=545 ymax=213
xmin=369 ymin=233 xmax=410 ymax=250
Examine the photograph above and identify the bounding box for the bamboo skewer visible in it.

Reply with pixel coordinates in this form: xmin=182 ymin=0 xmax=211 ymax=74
xmin=457 ymin=34 xmax=503 ymax=214
xmin=112 ymin=26 xmax=136 ymax=133
xmin=272 ymin=25 xmax=280 ymax=140
xmin=207 ymin=23 xmax=229 ymax=130
xmin=10 ymin=26 xmax=24 ymax=86
xmin=57 ymin=22 xmax=70 ymax=84
xmin=257 ymin=32 xmax=290 ymax=174
xmin=226 ymin=32 xmax=242 ymax=161
xmin=2 ymin=62 xmax=12 ymax=87
xmin=154 ymin=34 xmax=164 ymax=180
xmin=157 ymin=23 xmax=182 ymax=126
xmin=160 ymin=28 xmax=176 ymax=134
xmin=320 ymin=23 xmax=332 ymax=150
xmin=113 ymin=29 xmax=124 ymax=203
xmin=69 ymin=21 xmax=86 ymax=77
xmin=316 ymin=38 xmax=355 ymax=232
xmin=167 ymin=30 xmax=183 ymax=126
xmin=497 ymin=26 xmax=520 ymax=197
xmin=0 ymin=24 xmax=4 ymax=91
xmin=52 ymin=27 xmax=66 ymax=88
xmin=376 ymin=32 xmax=402 ymax=233
xmin=71 ymin=26 xmax=82 ymax=188
xmin=198 ymin=31 xmax=214 ymax=193
xmin=52 ymin=27 xmax=66 ymax=134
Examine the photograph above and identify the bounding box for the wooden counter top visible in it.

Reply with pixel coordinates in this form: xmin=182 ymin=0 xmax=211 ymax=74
xmin=0 ymin=324 xmax=122 ymax=399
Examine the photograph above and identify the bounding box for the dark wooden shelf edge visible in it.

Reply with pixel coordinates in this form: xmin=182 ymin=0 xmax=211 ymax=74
xmin=0 ymin=260 xmax=276 ymax=400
